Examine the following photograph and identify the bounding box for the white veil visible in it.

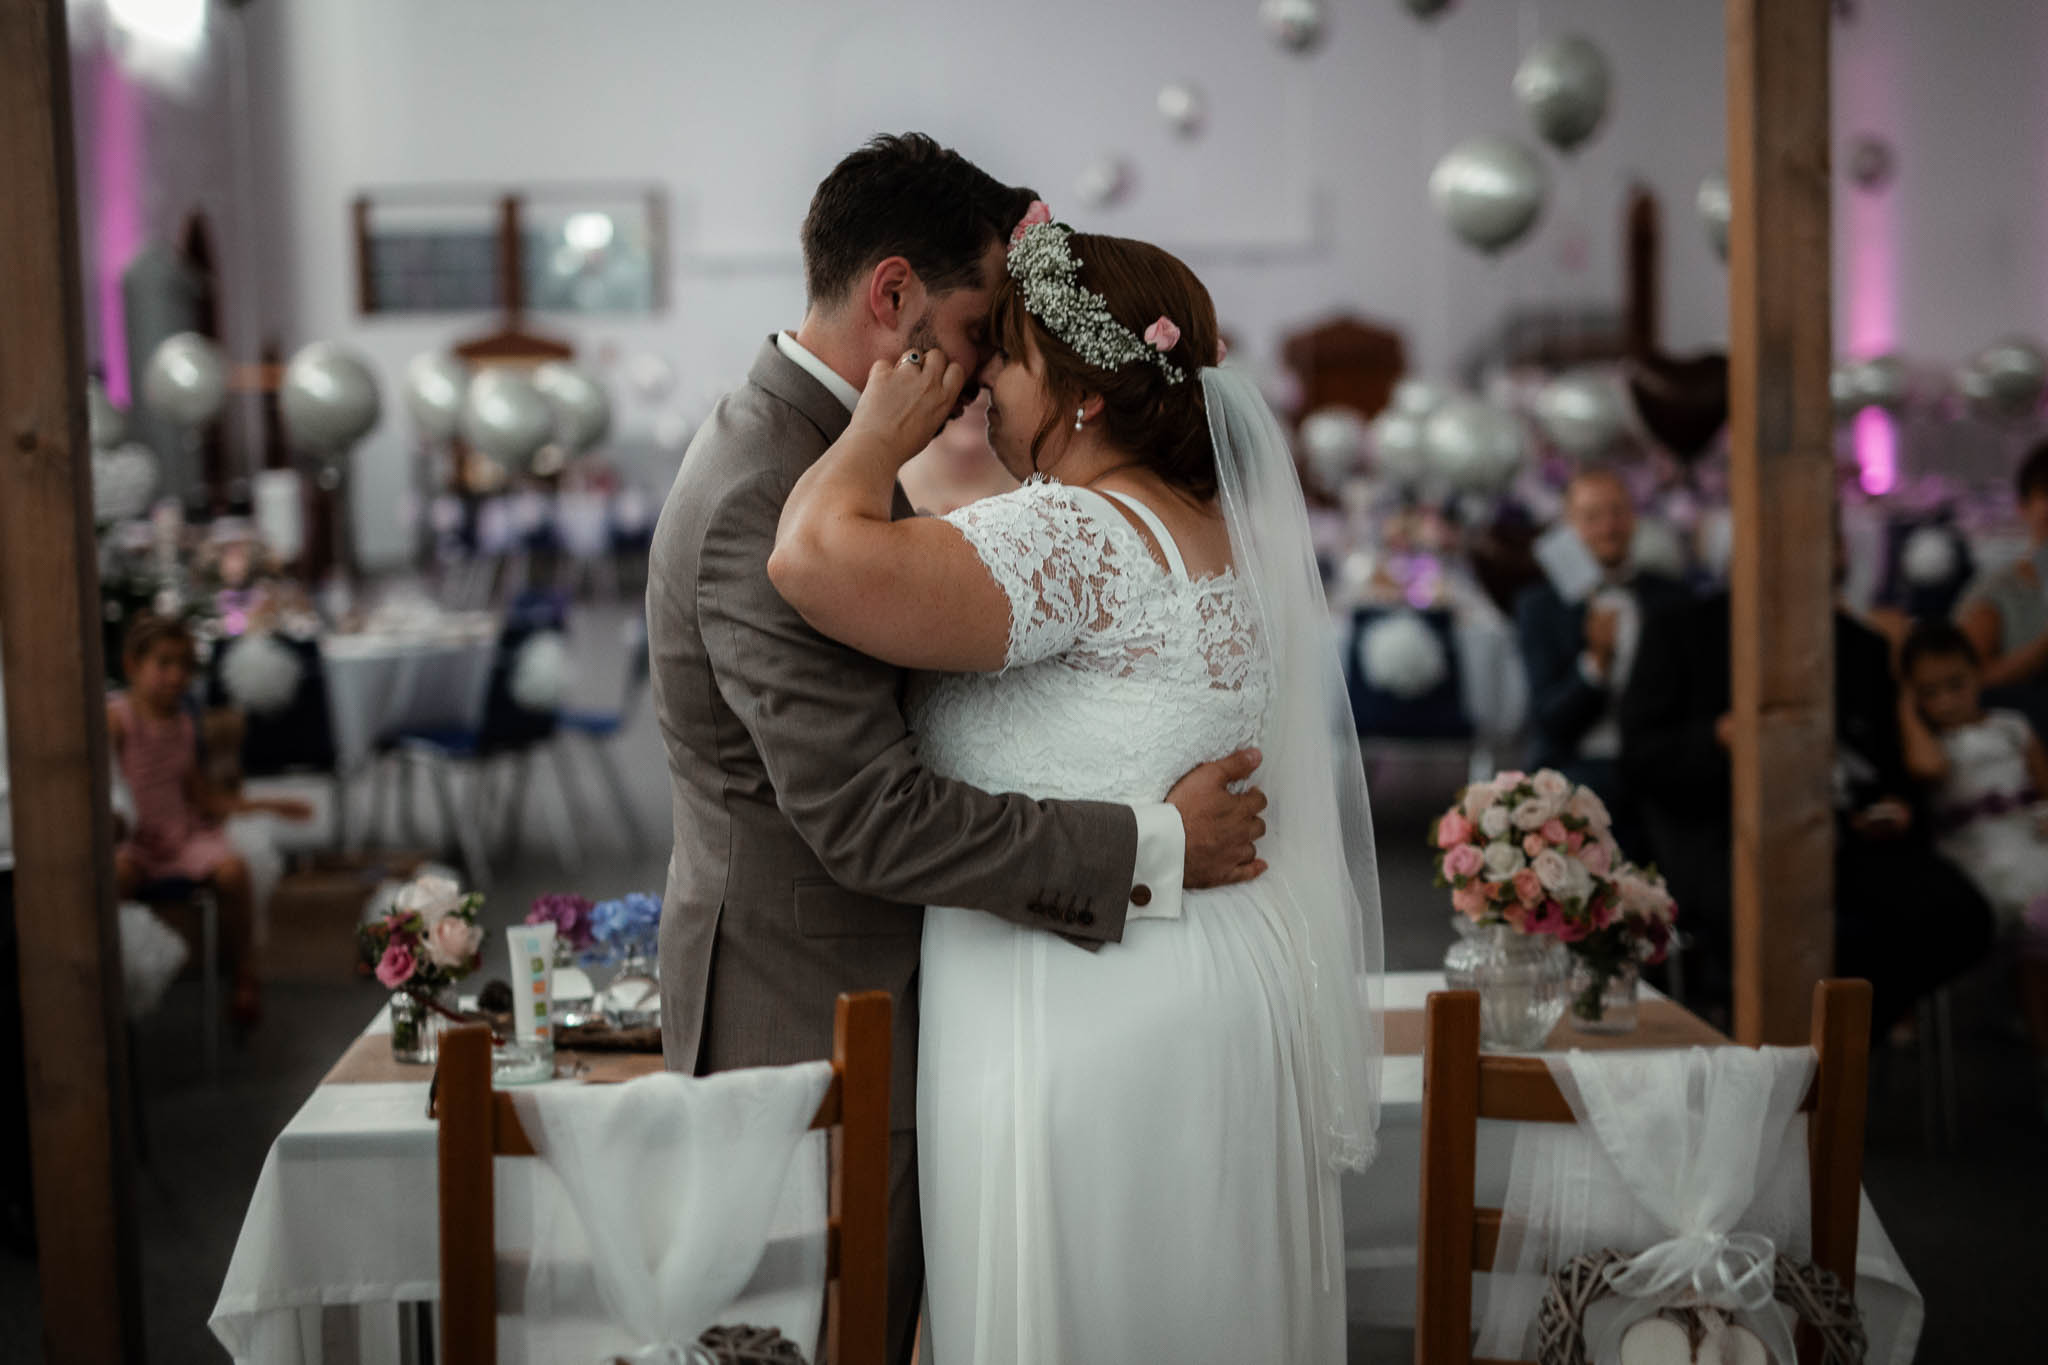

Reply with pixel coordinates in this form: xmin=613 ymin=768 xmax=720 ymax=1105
xmin=1206 ymin=365 xmax=1384 ymax=1173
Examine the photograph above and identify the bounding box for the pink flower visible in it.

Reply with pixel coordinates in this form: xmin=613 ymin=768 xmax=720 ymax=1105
xmin=1566 ymin=831 xmax=1586 ymax=853
xmin=1216 ymin=337 xmax=1230 ymax=363
xmin=1540 ymin=819 xmax=1568 ymax=846
xmin=1580 ymin=841 xmax=1613 ymax=877
xmin=1556 ymin=915 xmax=1592 ymax=944
xmin=1143 ymin=316 xmax=1182 ymax=353
xmin=1010 ymin=199 xmax=1053 ymax=245
xmin=375 ymin=941 xmax=416 ymax=989
xmin=425 ymin=915 xmax=484 ymax=971
xmin=1491 ymin=771 xmax=1527 ymax=797
xmin=1444 ymin=843 xmax=1484 ymax=881
xmin=1522 ymin=832 xmax=1547 ymax=858
xmin=1436 ymin=811 xmax=1475 ymax=850
xmin=1513 ymin=868 xmax=1544 ymax=907
xmin=1525 ymin=900 xmax=1567 ymax=937
xmin=1462 ymin=783 xmax=1500 ymax=821
xmin=1502 ymin=902 xmax=1532 ymax=932
xmin=1592 ymin=896 xmax=1619 ymax=930
xmin=1451 ymin=884 xmax=1487 ymax=919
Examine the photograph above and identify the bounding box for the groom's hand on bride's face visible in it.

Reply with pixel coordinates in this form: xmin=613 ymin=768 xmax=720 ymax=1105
xmin=856 ymin=349 xmax=970 ymax=457
xmin=1169 ymin=748 xmax=1269 ymax=889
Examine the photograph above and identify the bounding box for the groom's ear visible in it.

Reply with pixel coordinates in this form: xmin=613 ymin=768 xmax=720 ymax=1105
xmin=864 ymin=256 xmax=917 ymax=331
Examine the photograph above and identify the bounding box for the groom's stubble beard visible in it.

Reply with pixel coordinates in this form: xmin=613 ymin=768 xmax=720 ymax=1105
xmin=905 ymin=307 xmax=981 ymax=431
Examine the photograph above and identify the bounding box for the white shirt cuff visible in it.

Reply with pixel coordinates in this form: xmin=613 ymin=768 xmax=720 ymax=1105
xmin=1127 ymin=803 xmax=1186 ymax=921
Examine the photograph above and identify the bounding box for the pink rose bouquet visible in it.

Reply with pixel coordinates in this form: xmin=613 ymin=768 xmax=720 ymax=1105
xmin=358 ymin=872 xmax=487 ymax=997
xmin=1431 ymin=768 xmax=1677 ymax=1022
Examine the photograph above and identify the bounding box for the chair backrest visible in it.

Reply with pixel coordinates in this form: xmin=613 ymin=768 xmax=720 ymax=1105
xmin=436 ymin=990 xmax=892 ymax=1365
xmin=1414 ymin=979 xmax=1871 ymax=1365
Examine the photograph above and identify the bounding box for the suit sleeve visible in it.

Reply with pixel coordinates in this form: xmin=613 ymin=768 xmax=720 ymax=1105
xmin=685 ymin=469 xmax=1141 ymax=941
xmin=1516 ymin=587 xmax=1608 ymax=754
xmin=1618 ymin=603 xmax=1728 ymax=809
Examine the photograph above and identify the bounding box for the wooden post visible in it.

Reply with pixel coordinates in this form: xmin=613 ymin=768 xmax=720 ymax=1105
xmin=0 ymin=2 xmax=149 ymax=1360
xmin=1726 ymin=0 xmax=1835 ymax=1046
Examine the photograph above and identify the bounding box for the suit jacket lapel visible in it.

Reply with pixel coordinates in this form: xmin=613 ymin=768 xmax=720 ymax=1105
xmin=747 ymin=338 xmax=854 ymax=469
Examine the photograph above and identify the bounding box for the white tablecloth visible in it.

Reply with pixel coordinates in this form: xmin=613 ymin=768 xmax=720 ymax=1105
xmin=320 ymin=618 xmax=498 ymax=772
xmin=212 ymin=975 xmax=1921 ymax=1363
xmin=209 ymin=1005 xmax=824 ymax=1365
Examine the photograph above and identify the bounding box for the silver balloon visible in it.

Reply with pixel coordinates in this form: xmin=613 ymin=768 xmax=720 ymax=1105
xmin=1423 ymin=397 xmax=1526 ymax=495
xmin=1369 ymin=410 xmax=1430 ymax=487
xmin=1391 ymin=378 xmax=1443 ymax=417
xmin=1260 ymin=0 xmax=1326 ymax=54
xmin=1298 ymin=407 xmax=1370 ymax=486
xmin=1533 ymin=371 xmax=1628 ymax=457
xmin=404 ymin=352 xmax=469 ymax=441
xmin=1961 ymin=339 xmax=2047 ymax=420
xmin=1157 ymin=82 xmax=1205 ymax=137
xmin=459 ymin=368 xmax=554 ymax=469
xmin=1830 ymin=363 xmax=1864 ymax=423
xmin=1697 ymin=172 xmax=1730 ymax=262
xmin=1513 ymin=34 xmax=1611 ymax=154
xmin=281 ymin=342 xmax=382 ymax=456
xmin=533 ymin=362 xmax=612 ymax=455
xmin=1430 ymin=135 xmax=1549 ymax=254
xmin=1846 ymin=354 xmax=1910 ymax=414
xmin=88 ymin=377 xmax=127 ymax=451
xmin=141 ymin=332 xmax=227 ymax=428
xmin=1075 ymin=155 xmax=1135 ymax=209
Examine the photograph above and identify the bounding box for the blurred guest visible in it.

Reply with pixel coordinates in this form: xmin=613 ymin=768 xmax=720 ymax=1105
xmin=1897 ymin=620 xmax=2048 ymax=1108
xmin=896 ymin=392 xmax=1017 ymax=515
xmin=1516 ymin=468 xmax=1686 ymax=852
xmin=108 ymin=613 xmax=311 ymax=1032
xmin=1619 ymin=549 xmax=1996 ymax=1035
xmin=1959 ymin=440 xmax=2048 ymax=739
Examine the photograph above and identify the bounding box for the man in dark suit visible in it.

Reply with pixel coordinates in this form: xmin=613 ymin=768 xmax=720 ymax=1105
xmin=1618 ymin=580 xmax=1996 ymax=1034
xmin=1515 ymin=469 xmax=1687 ymax=852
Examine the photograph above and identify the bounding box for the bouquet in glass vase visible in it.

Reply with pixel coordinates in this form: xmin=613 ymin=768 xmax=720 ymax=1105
xmin=359 ymin=873 xmax=487 ymax=1061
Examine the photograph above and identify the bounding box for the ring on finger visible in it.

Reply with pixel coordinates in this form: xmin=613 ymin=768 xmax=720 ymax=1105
xmin=900 ymin=349 xmax=924 ymax=368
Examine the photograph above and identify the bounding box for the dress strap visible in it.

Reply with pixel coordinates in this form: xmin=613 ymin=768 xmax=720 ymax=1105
xmin=1090 ymin=487 xmax=1190 ymax=580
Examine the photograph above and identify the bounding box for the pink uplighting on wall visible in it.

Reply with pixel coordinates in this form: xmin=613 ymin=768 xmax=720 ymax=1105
xmin=93 ymin=52 xmax=145 ymax=405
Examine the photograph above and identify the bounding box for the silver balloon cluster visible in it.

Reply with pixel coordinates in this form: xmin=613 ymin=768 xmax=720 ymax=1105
xmin=88 ymin=377 xmax=128 ymax=450
xmin=1298 ymin=407 xmax=1371 ymax=487
xmin=141 ymin=332 xmax=228 ymax=428
xmin=1957 ymin=340 xmax=2047 ymax=421
xmin=1430 ymin=135 xmax=1549 ymax=254
xmin=460 ymin=368 xmax=555 ymax=470
xmin=1157 ymin=82 xmax=1205 ymax=138
xmin=1260 ymin=0 xmax=1327 ymax=54
xmin=1832 ymin=354 xmax=1911 ymax=419
xmin=1532 ymin=370 xmax=1629 ymax=458
xmin=1368 ymin=380 xmax=1441 ymax=488
xmin=280 ymin=342 xmax=382 ymax=461
xmin=533 ymin=362 xmax=613 ymax=473
xmin=1423 ymin=396 xmax=1527 ymax=495
xmin=1513 ymin=34 xmax=1611 ymax=154
xmin=404 ymin=351 xmax=470 ymax=442
xmin=1697 ymin=172 xmax=1731 ymax=262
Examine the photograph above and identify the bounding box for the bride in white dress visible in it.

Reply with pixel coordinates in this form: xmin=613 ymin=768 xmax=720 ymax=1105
xmin=770 ymin=208 xmax=1383 ymax=1363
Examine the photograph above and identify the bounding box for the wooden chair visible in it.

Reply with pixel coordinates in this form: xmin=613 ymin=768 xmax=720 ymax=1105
xmin=1415 ymin=979 xmax=1872 ymax=1365
xmin=436 ymin=990 xmax=892 ymax=1365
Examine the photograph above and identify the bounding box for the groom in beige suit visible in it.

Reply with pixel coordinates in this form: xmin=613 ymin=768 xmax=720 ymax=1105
xmin=648 ymin=134 xmax=1267 ymax=1361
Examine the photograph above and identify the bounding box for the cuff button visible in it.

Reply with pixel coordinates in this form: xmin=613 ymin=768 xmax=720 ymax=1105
xmin=1131 ymin=885 xmax=1153 ymax=908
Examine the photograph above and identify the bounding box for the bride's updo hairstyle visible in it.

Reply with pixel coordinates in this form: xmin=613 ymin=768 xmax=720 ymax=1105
xmin=989 ymin=234 xmax=1222 ymax=499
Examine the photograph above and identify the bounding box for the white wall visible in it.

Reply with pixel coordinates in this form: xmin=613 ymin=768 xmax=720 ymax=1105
xmin=238 ymin=0 xmax=2048 ymax=566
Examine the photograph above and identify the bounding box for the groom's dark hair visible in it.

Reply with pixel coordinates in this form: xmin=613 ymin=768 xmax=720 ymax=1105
xmin=801 ymin=133 xmax=1035 ymax=307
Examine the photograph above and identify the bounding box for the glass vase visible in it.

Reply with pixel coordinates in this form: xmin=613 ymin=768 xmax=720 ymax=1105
xmin=388 ymin=989 xmax=446 ymax=1064
xmin=1568 ymin=956 xmax=1641 ymax=1034
xmin=1442 ymin=918 xmax=1570 ymax=1052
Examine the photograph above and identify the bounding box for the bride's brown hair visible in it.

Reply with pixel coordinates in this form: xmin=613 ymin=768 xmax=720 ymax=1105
xmin=988 ymin=234 xmax=1221 ymax=499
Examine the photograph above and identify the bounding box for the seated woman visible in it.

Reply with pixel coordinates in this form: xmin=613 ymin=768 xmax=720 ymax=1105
xmin=1958 ymin=440 xmax=2048 ymax=740
xmin=108 ymin=613 xmax=310 ymax=1030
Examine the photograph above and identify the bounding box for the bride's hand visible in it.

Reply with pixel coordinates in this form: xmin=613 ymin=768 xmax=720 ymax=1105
xmin=848 ymin=349 xmax=969 ymax=463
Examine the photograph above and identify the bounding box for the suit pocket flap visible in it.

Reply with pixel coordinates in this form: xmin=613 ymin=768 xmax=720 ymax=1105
xmin=792 ymin=879 xmax=920 ymax=938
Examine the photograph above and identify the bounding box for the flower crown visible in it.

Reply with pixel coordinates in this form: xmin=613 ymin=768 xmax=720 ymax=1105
xmin=1006 ymin=202 xmax=1187 ymax=385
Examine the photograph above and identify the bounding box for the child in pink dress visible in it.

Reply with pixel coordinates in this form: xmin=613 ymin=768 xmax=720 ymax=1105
xmin=109 ymin=613 xmax=310 ymax=1029
xmin=1900 ymin=620 xmax=2048 ymax=1116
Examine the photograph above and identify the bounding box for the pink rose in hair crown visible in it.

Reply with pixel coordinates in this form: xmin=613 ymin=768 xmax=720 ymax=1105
xmin=1011 ymin=200 xmax=1053 ymax=245
xmin=1143 ymin=316 xmax=1181 ymax=353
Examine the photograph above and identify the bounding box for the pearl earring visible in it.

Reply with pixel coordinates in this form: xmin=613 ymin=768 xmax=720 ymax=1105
xmin=1073 ymin=406 xmax=1085 ymax=433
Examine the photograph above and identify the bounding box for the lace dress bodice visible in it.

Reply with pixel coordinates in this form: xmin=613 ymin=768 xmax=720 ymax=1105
xmin=911 ymin=478 xmax=1270 ymax=804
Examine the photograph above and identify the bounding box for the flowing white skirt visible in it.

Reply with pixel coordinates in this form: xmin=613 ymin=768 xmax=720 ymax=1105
xmin=917 ymin=881 xmax=1346 ymax=1365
